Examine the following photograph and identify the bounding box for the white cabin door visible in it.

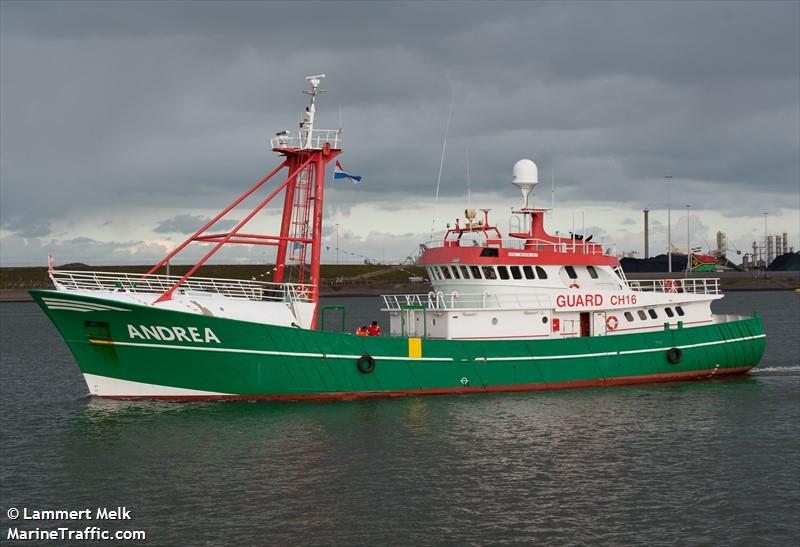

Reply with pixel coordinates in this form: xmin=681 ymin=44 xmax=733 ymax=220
xmin=402 ymin=308 xmax=425 ymax=338
xmin=593 ymin=312 xmax=607 ymax=336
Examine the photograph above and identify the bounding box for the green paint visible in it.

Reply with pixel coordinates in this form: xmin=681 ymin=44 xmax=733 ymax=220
xmin=31 ymin=290 xmax=766 ymax=398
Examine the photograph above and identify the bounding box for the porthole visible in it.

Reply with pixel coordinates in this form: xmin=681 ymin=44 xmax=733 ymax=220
xmin=637 ymin=310 xmax=647 ymax=320
xmin=491 ymin=317 xmax=498 ymax=325
xmin=624 ymin=311 xmax=634 ymax=322
xmin=676 ymin=306 xmax=685 ymax=317
xmin=542 ymin=316 xmax=549 ymax=324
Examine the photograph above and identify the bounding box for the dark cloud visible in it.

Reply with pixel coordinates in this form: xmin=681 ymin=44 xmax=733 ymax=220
xmin=153 ymin=214 xmax=238 ymax=235
xmin=1 ymin=0 xmax=797 ymax=264
xmin=1 ymin=215 xmax=51 ymax=237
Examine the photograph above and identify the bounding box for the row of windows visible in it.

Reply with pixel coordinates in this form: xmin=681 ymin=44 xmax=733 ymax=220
xmin=429 ymin=264 xmax=549 ymax=281
xmin=430 ymin=263 xmax=608 ymax=283
xmin=564 ymin=265 xmax=599 ymax=279
xmin=623 ymin=306 xmax=685 ymax=322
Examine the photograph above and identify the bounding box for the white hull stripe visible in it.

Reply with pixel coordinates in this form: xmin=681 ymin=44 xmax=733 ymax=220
xmin=83 ymin=373 xmax=230 ymax=396
xmin=88 ymin=333 xmax=765 ymax=363
xmin=477 ymin=334 xmax=766 ymax=361
xmin=43 ymin=297 xmax=130 ymax=312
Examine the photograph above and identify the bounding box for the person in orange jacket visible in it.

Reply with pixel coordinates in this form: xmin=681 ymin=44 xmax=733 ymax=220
xmin=367 ymin=321 xmax=382 ymax=336
xmin=355 ymin=325 xmax=369 ymax=336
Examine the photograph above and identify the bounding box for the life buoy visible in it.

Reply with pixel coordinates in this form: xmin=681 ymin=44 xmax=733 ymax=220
xmin=569 ymin=283 xmax=580 ymax=289
xmin=357 ymin=353 xmax=376 ymax=374
xmin=605 ymin=315 xmax=619 ymax=331
xmin=666 ymin=347 xmax=683 ymax=364
xmin=664 ymin=279 xmax=680 ymax=293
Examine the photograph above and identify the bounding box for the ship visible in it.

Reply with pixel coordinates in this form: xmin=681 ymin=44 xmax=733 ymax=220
xmin=31 ymin=76 xmax=765 ymax=399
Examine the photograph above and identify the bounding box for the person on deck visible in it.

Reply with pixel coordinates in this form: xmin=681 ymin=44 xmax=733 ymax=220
xmin=355 ymin=325 xmax=369 ymax=336
xmin=367 ymin=321 xmax=382 ymax=336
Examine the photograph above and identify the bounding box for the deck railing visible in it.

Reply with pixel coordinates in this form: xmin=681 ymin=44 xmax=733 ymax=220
xmin=50 ymin=270 xmax=314 ymax=303
xmin=627 ymin=278 xmax=720 ymax=295
xmin=270 ymin=129 xmax=341 ymax=151
xmin=424 ymin=238 xmax=616 ymax=256
xmin=382 ymin=291 xmax=552 ymax=311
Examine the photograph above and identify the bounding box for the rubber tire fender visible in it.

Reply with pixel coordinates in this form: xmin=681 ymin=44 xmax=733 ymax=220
xmin=666 ymin=347 xmax=683 ymax=364
xmin=357 ymin=353 xmax=376 ymax=374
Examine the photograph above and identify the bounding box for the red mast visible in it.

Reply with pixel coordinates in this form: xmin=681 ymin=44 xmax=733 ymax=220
xmin=142 ymin=75 xmax=340 ymax=328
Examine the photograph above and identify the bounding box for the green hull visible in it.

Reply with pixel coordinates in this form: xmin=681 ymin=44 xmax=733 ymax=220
xmin=31 ymin=290 xmax=766 ymax=400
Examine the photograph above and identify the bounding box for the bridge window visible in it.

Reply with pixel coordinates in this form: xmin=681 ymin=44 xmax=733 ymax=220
xmin=441 ymin=266 xmax=452 ymax=279
xmin=498 ymin=266 xmax=510 ymax=280
xmin=665 ymin=307 xmax=674 ymax=318
xmin=648 ymin=309 xmax=658 ymax=319
xmin=431 ymin=267 xmax=440 ymax=280
xmin=624 ymin=311 xmax=634 ymax=322
xmin=470 ymin=265 xmax=482 ymax=279
xmin=676 ymin=306 xmax=685 ymax=317
xmin=536 ymin=266 xmax=548 ymax=279
xmin=510 ymin=266 xmax=522 ymax=280
xmin=637 ymin=310 xmax=647 ymax=320
xmin=482 ymin=266 xmax=497 ymax=280
xmin=523 ymin=265 xmax=535 ymax=279
xmin=449 ymin=266 xmax=461 ymax=279
xmin=587 ymin=265 xmax=599 ymax=279
xmin=565 ymin=266 xmax=578 ymax=279
xmin=459 ymin=265 xmax=471 ymax=279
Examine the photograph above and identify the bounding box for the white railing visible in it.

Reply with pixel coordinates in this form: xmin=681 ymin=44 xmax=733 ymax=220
xmin=382 ymin=291 xmax=552 ymax=311
xmin=627 ymin=278 xmax=720 ymax=295
xmin=270 ymin=129 xmax=342 ymax=150
xmin=50 ymin=270 xmax=314 ymax=303
xmin=424 ymin=238 xmax=616 ymax=256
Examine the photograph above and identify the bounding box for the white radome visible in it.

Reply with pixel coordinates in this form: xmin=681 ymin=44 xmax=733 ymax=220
xmin=512 ymin=159 xmax=539 ymax=186
xmin=512 ymin=159 xmax=538 ymax=208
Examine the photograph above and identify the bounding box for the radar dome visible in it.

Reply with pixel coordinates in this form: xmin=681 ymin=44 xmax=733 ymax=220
xmin=512 ymin=159 xmax=538 ymax=208
xmin=512 ymin=159 xmax=539 ymax=186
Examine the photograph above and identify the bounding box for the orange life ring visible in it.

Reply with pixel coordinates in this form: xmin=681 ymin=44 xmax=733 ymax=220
xmin=605 ymin=315 xmax=619 ymax=331
xmin=569 ymin=283 xmax=580 ymax=289
xmin=664 ymin=279 xmax=680 ymax=293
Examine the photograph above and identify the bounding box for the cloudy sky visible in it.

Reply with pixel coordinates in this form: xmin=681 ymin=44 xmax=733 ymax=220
xmin=1 ymin=0 xmax=798 ymax=267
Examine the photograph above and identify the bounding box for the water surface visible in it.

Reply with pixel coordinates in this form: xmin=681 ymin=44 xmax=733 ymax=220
xmin=1 ymin=292 xmax=798 ymax=545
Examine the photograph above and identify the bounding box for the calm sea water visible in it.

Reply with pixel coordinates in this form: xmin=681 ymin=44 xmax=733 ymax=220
xmin=1 ymin=292 xmax=798 ymax=545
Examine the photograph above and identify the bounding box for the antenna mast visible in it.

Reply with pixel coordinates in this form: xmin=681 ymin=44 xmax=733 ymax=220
xmin=142 ymin=75 xmax=341 ymax=329
xmin=430 ymin=93 xmax=455 ymax=241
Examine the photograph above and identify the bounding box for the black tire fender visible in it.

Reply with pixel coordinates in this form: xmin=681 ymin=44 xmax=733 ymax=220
xmin=357 ymin=353 xmax=376 ymax=374
xmin=666 ymin=347 xmax=683 ymax=364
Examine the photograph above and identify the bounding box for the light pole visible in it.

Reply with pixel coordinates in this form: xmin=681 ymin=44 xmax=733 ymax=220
xmin=665 ymin=176 xmax=673 ymax=272
xmin=335 ymin=223 xmax=340 ymax=265
xmin=763 ymin=212 xmax=768 ymax=269
xmin=685 ymin=204 xmax=691 ymax=275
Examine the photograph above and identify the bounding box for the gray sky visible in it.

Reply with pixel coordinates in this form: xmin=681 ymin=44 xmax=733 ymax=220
xmin=1 ymin=0 xmax=798 ymax=266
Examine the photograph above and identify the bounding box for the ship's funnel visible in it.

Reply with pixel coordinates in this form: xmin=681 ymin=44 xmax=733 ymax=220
xmin=512 ymin=159 xmax=538 ymax=208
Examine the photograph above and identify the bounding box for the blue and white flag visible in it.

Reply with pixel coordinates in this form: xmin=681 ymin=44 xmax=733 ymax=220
xmin=334 ymin=160 xmax=362 ymax=184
